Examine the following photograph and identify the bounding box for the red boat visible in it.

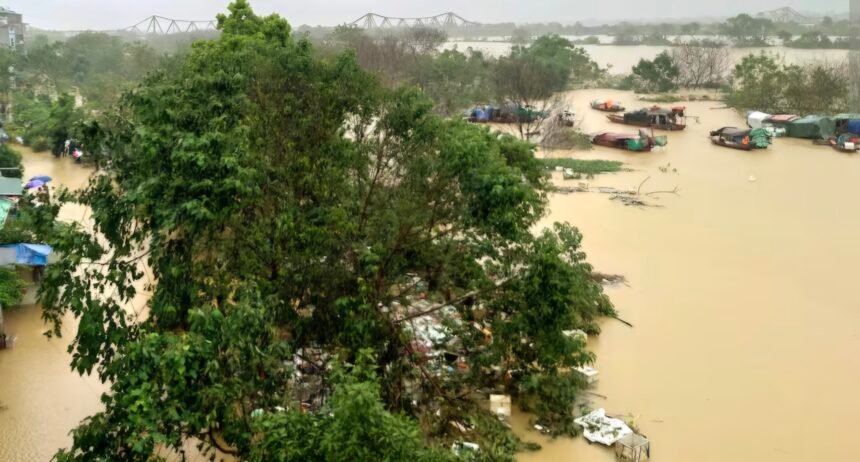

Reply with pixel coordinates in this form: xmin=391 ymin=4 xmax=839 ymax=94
xmin=590 ymin=99 xmax=625 ymax=113
xmin=607 ymin=106 xmax=687 ymax=131
xmin=592 ymin=130 xmax=666 ymax=152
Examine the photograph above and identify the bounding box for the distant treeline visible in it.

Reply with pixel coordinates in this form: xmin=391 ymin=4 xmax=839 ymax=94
xmin=295 ymin=13 xmax=859 ymax=50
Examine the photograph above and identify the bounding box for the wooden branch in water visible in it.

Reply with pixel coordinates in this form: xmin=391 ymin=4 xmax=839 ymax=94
xmin=645 ymin=187 xmax=681 ymax=196
xmin=636 ymin=176 xmax=650 ymax=196
xmin=612 ymin=315 xmax=634 ymax=328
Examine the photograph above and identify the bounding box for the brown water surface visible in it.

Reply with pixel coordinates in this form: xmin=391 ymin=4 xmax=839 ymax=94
xmin=514 ymin=89 xmax=860 ymax=461
xmin=0 ymin=147 xmax=103 ymax=462
xmin=443 ymin=42 xmax=848 ymax=75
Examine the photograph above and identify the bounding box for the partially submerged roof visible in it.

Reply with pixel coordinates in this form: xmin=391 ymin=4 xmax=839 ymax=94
xmin=0 ymin=177 xmax=22 ymax=196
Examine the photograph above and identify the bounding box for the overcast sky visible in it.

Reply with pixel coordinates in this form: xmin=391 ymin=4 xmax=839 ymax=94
xmin=6 ymin=0 xmax=849 ymax=31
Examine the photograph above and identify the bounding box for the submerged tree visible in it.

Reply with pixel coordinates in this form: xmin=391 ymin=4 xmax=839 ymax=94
xmin=631 ymin=51 xmax=680 ymax=93
xmin=42 ymin=2 xmax=614 ymax=460
xmin=728 ymin=52 xmax=848 ymax=114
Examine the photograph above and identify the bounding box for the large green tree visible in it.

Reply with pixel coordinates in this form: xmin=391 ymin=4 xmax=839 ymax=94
xmin=42 ymin=2 xmax=613 ymax=460
xmin=631 ymin=51 xmax=680 ymax=93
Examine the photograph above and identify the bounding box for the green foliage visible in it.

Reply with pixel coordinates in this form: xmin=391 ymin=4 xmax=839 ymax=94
xmin=8 ymin=92 xmax=83 ymax=153
xmin=251 ymin=351 xmax=454 ymax=462
xmin=18 ymin=32 xmax=164 ymax=111
xmin=414 ymin=48 xmax=494 ymax=116
xmin=0 ymin=267 xmax=26 ymax=309
xmin=720 ymin=14 xmax=774 ymax=47
xmin=727 ymin=52 xmax=848 ymax=114
xmin=40 ymin=1 xmax=615 ymax=459
xmin=496 ymin=35 xmax=576 ymax=102
xmin=632 ymin=51 xmax=679 ymax=93
xmin=538 ymin=158 xmax=623 ymax=175
xmin=0 ymin=144 xmax=23 ymax=178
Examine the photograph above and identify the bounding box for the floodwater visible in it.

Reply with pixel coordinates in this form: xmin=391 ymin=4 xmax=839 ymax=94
xmin=0 ymin=147 xmax=104 ymax=462
xmin=3 ymin=90 xmax=860 ymax=462
xmin=513 ymin=89 xmax=860 ymax=461
xmin=443 ymin=41 xmax=849 ymax=74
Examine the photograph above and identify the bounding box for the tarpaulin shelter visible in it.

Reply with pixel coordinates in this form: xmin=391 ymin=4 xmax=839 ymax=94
xmin=834 ymin=113 xmax=860 ymax=135
xmin=787 ymin=115 xmax=835 ymax=139
xmin=0 ymin=244 xmax=53 ymax=266
xmin=747 ymin=111 xmax=772 ymax=129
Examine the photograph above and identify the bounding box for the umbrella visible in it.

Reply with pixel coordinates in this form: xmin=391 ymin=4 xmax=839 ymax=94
xmin=25 ymin=180 xmax=45 ymax=189
xmin=29 ymin=175 xmax=52 ymax=183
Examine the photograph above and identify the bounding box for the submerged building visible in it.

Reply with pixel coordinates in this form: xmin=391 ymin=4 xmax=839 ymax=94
xmin=0 ymin=6 xmax=23 ymax=49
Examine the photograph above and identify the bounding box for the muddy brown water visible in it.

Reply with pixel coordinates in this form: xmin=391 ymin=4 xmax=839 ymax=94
xmin=443 ymin=42 xmax=849 ymax=75
xmin=515 ymin=89 xmax=860 ymax=461
xmin=0 ymin=148 xmax=105 ymax=462
xmin=3 ymin=88 xmax=860 ymax=461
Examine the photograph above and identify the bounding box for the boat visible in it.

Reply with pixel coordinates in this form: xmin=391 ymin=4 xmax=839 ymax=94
xmin=590 ymin=99 xmax=625 ymax=113
xmin=607 ymin=106 xmax=687 ymax=131
xmin=710 ymin=127 xmax=771 ymax=151
xmin=830 ymin=133 xmax=860 ymax=153
xmin=710 ymin=127 xmax=753 ymax=151
xmin=558 ymin=108 xmax=576 ymax=127
xmin=592 ymin=129 xmax=667 ymax=152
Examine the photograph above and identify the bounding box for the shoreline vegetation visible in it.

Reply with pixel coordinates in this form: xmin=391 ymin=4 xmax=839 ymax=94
xmin=539 ymin=159 xmax=624 ymax=176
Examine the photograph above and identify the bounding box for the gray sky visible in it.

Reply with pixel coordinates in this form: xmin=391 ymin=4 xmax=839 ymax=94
xmin=7 ymin=0 xmax=849 ymax=31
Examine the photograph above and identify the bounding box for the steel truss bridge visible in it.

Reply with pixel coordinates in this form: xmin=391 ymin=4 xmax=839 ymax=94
xmin=350 ymin=12 xmax=480 ymax=30
xmin=123 ymin=15 xmax=218 ymax=35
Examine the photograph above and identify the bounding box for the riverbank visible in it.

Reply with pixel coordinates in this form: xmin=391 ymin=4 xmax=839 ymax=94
xmin=513 ymin=89 xmax=860 ymax=462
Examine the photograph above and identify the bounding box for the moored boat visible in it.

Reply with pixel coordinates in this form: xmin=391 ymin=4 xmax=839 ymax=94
xmin=607 ymin=106 xmax=687 ymax=131
xmin=592 ymin=129 xmax=667 ymax=152
xmin=710 ymin=127 xmax=770 ymax=151
xmin=830 ymin=133 xmax=860 ymax=153
xmin=590 ymin=99 xmax=625 ymax=113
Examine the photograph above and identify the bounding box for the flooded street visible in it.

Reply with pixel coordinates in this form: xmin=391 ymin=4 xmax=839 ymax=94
xmin=515 ymin=89 xmax=860 ymax=461
xmin=0 ymin=148 xmax=104 ymax=462
xmin=3 ymin=90 xmax=860 ymax=461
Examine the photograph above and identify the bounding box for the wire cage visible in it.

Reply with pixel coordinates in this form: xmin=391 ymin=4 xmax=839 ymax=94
xmin=614 ymin=433 xmax=651 ymax=461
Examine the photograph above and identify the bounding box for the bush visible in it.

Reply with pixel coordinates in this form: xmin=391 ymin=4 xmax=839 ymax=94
xmin=30 ymin=137 xmax=51 ymax=152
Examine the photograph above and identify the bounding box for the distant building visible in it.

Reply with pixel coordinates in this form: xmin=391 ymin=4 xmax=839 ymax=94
xmin=0 ymin=6 xmax=23 ymax=49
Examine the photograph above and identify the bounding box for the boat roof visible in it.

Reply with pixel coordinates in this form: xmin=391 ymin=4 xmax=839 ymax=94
xmin=594 ymin=132 xmax=637 ymax=141
xmin=834 ymin=113 xmax=860 ymax=121
xmin=716 ymin=127 xmax=749 ymax=137
xmin=769 ymin=114 xmax=799 ymax=123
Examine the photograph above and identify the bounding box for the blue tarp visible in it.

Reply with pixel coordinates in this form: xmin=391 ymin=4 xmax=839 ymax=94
xmin=474 ymin=108 xmax=488 ymax=122
xmin=0 ymin=244 xmax=52 ymax=266
xmin=846 ymin=120 xmax=860 ymax=135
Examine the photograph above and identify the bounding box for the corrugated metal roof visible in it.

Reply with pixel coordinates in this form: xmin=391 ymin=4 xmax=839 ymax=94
xmin=0 ymin=177 xmax=22 ymax=196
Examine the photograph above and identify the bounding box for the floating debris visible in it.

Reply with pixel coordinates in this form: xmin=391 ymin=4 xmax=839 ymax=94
xmin=574 ymin=408 xmax=634 ymax=446
xmin=574 ymin=366 xmax=600 ymax=384
xmin=490 ymin=394 xmax=512 ymax=421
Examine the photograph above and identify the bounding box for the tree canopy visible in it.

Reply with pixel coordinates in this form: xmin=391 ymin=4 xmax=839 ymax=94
xmin=631 ymin=51 xmax=680 ymax=93
xmin=41 ymin=2 xmax=614 ymax=460
xmin=727 ymin=52 xmax=849 ymax=114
